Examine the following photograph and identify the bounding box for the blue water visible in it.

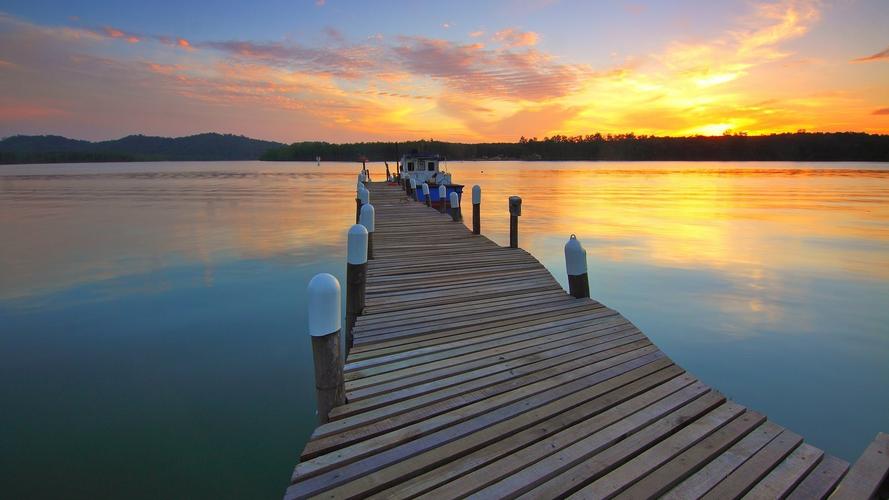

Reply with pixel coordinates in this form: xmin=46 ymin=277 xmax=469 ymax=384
xmin=1 ymin=161 xmax=887 ymax=498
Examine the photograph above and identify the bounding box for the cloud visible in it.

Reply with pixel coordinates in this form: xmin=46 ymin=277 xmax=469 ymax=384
xmin=393 ymin=36 xmax=587 ymax=100
xmin=469 ymin=31 xmax=484 ymax=38
xmin=493 ymin=28 xmax=539 ymax=47
xmin=852 ymin=46 xmax=889 ymax=63
xmin=101 ymin=26 xmax=140 ymax=43
xmin=198 ymin=40 xmax=377 ymax=79
xmin=873 ymin=108 xmax=889 ymax=115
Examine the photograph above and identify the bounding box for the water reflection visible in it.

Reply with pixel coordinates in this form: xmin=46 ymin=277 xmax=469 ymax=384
xmin=1 ymin=160 xmax=887 ymax=498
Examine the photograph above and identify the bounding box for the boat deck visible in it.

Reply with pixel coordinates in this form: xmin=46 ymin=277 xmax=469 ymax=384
xmin=285 ymin=182 xmax=887 ymax=499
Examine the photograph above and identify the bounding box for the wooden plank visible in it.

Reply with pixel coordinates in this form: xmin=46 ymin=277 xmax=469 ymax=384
xmin=662 ymin=420 xmax=784 ymax=499
xmin=830 ymin=432 xmax=889 ymax=500
xmin=616 ymin=410 xmax=767 ymax=499
xmin=700 ymin=430 xmax=804 ymax=499
xmin=501 ymin=390 xmax=728 ymax=499
xmin=288 ymin=352 xmax=670 ymax=497
xmin=324 ymin=366 xmax=692 ymax=499
xmin=743 ymin=443 xmax=824 ymax=499
xmin=787 ymin=454 xmax=849 ymax=500
xmin=567 ymin=402 xmax=748 ymax=499
xmin=301 ymin=346 xmax=663 ymax=461
xmin=331 ymin=327 xmax=643 ymax=422
xmin=369 ymin=367 xmax=692 ymax=500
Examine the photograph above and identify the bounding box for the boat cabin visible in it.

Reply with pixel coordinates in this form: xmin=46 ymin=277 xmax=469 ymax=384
xmin=399 ymin=153 xmax=447 ymax=185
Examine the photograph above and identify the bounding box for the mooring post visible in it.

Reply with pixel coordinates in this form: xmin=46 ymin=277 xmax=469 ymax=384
xmin=409 ymin=178 xmax=418 ymax=201
xmin=345 ymin=224 xmax=368 ymax=352
xmin=307 ymin=273 xmax=345 ymax=424
xmin=357 ymin=186 xmax=369 ymax=224
xmin=359 ymin=203 xmax=375 ymax=259
xmin=564 ymin=234 xmax=590 ymax=298
xmin=472 ymin=185 xmax=481 ymax=235
xmin=355 ymin=182 xmax=364 ymax=225
xmin=439 ymin=185 xmax=447 ymax=213
xmin=509 ymin=196 xmax=522 ymax=248
xmin=422 ymin=183 xmax=431 ymax=207
xmin=449 ymin=192 xmax=461 ymax=222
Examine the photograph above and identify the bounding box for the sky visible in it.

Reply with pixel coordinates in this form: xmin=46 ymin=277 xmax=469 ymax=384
xmin=0 ymin=0 xmax=887 ymax=143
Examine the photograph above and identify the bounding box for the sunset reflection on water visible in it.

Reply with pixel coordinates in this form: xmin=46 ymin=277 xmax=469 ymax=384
xmin=1 ymin=160 xmax=887 ymax=498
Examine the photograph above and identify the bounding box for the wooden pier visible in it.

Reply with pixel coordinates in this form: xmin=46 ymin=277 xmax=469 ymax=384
xmin=286 ymin=181 xmax=889 ymax=499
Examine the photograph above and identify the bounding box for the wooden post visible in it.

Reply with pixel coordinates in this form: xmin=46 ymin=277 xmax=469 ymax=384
xmin=509 ymin=196 xmax=522 ymax=248
xmin=409 ymin=178 xmax=418 ymax=201
xmin=355 ymin=182 xmax=364 ymax=225
xmin=439 ymin=185 xmax=447 ymax=214
xmin=422 ymin=183 xmax=431 ymax=207
xmin=345 ymin=225 xmax=368 ymax=352
xmin=359 ymin=203 xmax=375 ymax=259
xmin=472 ymin=185 xmax=481 ymax=235
xmin=449 ymin=192 xmax=461 ymax=222
xmin=307 ymin=273 xmax=345 ymax=424
xmin=565 ymin=234 xmax=590 ymax=298
xmin=357 ymin=187 xmax=369 ymax=224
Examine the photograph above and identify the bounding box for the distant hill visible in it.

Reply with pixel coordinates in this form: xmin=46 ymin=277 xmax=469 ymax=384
xmin=0 ymin=133 xmax=284 ymax=164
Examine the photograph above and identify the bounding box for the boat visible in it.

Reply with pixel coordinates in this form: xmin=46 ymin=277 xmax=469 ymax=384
xmin=394 ymin=153 xmax=463 ymax=208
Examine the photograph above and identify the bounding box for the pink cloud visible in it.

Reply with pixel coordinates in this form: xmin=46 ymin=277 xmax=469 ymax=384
xmin=493 ymin=28 xmax=539 ymax=47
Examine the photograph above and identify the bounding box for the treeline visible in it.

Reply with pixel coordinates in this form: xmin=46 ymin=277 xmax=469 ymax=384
xmin=0 ymin=133 xmax=284 ymax=164
xmin=262 ymin=132 xmax=889 ymax=162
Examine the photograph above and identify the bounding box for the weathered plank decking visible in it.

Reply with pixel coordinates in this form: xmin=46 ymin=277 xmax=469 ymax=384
xmin=286 ymin=182 xmax=884 ymax=499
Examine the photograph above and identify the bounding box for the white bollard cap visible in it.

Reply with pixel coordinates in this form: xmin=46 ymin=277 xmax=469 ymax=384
xmin=449 ymin=192 xmax=460 ymax=208
xmin=359 ymin=203 xmax=375 ymax=233
xmin=439 ymin=185 xmax=447 ymax=197
xmin=564 ymin=234 xmax=588 ymax=276
xmin=422 ymin=183 xmax=430 ymax=194
xmin=347 ymin=224 xmax=368 ymax=265
xmin=410 ymin=178 xmax=417 ymax=188
xmin=472 ymin=185 xmax=481 ymax=205
xmin=358 ymin=187 xmax=370 ymax=204
xmin=307 ymin=273 xmax=341 ymax=336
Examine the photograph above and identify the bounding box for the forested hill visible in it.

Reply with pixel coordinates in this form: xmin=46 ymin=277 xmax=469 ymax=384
xmin=262 ymin=132 xmax=889 ymax=162
xmin=0 ymin=133 xmax=284 ymax=164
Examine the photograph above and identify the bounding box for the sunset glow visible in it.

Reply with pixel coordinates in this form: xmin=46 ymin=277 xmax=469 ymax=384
xmin=0 ymin=0 xmax=887 ymax=142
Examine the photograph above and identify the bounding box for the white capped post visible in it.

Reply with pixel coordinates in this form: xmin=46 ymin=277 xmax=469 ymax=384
xmin=359 ymin=202 xmax=376 ymax=259
xmin=449 ymin=191 xmax=461 ymax=222
xmin=356 ymin=186 xmax=369 ymax=224
xmin=306 ymin=273 xmax=345 ymax=424
xmin=564 ymin=234 xmax=590 ymax=298
xmin=438 ymin=185 xmax=448 ymax=213
xmin=422 ymin=183 xmax=431 ymax=207
xmin=345 ymin=224 xmax=368 ymax=351
xmin=471 ymin=185 xmax=481 ymax=235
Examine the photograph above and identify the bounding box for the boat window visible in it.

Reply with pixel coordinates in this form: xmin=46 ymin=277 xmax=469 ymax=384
xmin=407 ymin=161 xmax=414 ymax=171
xmin=427 ymin=161 xmax=435 ymax=171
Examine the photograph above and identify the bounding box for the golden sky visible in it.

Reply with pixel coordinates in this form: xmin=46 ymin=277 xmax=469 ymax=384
xmin=0 ymin=0 xmax=887 ymax=142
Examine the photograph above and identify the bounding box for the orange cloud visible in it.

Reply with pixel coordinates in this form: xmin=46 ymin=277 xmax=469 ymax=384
xmin=102 ymin=26 xmax=140 ymax=43
xmin=177 ymin=38 xmax=191 ymax=48
xmin=873 ymin=108 xmax=889 ymax=116
xmin=493 ymin=28 xmax=539 ymax=47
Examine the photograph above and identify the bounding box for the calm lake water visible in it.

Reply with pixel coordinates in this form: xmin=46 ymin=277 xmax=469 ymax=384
xmin=1 ymin=160 xmax=888 ymax=498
